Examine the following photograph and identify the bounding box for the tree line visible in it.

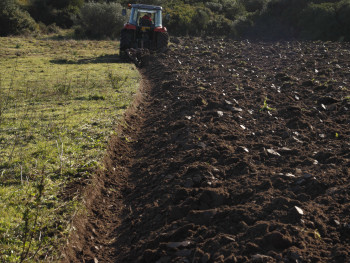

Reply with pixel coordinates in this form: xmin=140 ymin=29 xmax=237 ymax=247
xmin=1 ymin=0 xmax=350 ymax=41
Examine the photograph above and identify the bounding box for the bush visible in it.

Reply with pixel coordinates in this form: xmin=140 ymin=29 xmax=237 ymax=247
xmin=299 ymin=2 xmax=340 ymax=40
xmin=166 ymin=4 xmax=196 ymax=36
xmin=239 ymin=0 xmax=267 ymax=12
xmin=336 ymin=0 xmax=350 ymax=41
xmin=221 ymin=0 xmax=246 ymax=20
xmin=205 ymin=2 xmax=223 ymax=12
xmin=206 ymin=15 xmax=232 ymax=36
xmin=231 ymin=15 xmax=254 ymax=38
xmin=29 ymin=0 xmax=83 ymax=28
xmin=0 ymin=0 xmax=37 ymax=36
xmin=75 ymin=2 xmax=126 ymax=39
xmin=191 ymin=7 xmax=211 ymax=35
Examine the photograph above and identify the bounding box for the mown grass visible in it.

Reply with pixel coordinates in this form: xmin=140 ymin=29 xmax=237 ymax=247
xmin=0 ymin=36 xmax=140 ymax=262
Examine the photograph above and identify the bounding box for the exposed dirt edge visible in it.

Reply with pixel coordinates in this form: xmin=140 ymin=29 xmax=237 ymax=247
xmin=60 ymin=74 xmax=150 ymax=263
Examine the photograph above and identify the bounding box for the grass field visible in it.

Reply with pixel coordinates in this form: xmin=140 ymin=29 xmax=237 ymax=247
xmin=0 ymin=36 xmax=140 ymax=262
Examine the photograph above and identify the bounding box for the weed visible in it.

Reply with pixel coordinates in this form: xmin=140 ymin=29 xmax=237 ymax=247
xmin=107 ymin=70 xmax=129 ymax=92
xmin=54 ymin=83 xmax=71 ymax=95
xmin=260 ymin=97 xmax=276 ymax=111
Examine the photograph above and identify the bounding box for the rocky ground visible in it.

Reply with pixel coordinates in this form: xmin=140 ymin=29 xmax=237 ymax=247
xmin=63 ymin=37 xmax=350 ymax=263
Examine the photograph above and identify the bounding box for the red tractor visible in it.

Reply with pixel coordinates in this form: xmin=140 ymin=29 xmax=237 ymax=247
xmin=120 ymin=4 xmax=169 ymax=64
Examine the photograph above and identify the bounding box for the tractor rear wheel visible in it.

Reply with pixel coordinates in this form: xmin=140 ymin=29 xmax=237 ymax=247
xmin=157 ymin=32 xmax=169 ymax=52
xmin=120 ymin=29 xmax=133 ymax=58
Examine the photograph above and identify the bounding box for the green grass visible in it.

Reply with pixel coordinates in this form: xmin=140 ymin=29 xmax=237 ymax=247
xmin=0 ymin=36 xmax=140 ymax=262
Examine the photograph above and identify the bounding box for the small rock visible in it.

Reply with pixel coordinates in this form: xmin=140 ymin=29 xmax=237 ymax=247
xmin=290 ymin=206 xmax=304 ymax=218
xmin=212 ymin=168 xmax=220 ymax=174
xmin=167 ymin=241 xmax=191 ymax=248
xmin=267 ymin=149 xmax=281 ymax=156
xmin=198 ymin=142 xmax=206 ymax=149
xmin=220 ymin=235 xmax=236 ymax=244
xmin=217 ymin=111 xmax=224 ymax=117
xmin=295 ymin=206 xmax=304 ymax=215
xmin=278 ymin=147 xmax=292 ymax=154
xmin=231 ymin=107 xmax=243 ymax=113
xmin=236 ymin=146 xmax=249 ymax=153
xmin=285 ymin=173 xmax=296 ymax=178
xmin=333 ymin=219 xmax=341 ymax=226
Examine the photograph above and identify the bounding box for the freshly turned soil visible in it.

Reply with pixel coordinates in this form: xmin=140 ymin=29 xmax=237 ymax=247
xmin=63 ymin=37 xmax=350 ymax=263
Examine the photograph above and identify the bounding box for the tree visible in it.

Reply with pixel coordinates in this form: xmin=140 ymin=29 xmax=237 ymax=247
xmin=75 ymin=2 xmax=126 ymax=39
xmin=0 ymin=0 xmax=37 ymax=36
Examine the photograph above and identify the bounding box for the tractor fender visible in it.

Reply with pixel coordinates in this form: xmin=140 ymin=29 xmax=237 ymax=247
xmin=124 ymin=23 xmax=137 ymax=30
xmin=154 ymin=27 xmax=167 ymax=32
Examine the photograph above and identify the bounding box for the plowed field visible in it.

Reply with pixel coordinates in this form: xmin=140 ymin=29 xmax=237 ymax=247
xmin=63 ymin=37 xmax=350 ymax=263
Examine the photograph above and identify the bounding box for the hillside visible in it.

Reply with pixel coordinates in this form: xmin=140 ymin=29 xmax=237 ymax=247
xmin=1 ymin=0 xmax=350 ymax=41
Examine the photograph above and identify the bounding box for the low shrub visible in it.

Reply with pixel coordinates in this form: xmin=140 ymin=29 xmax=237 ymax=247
xmin=221 ymin=0 xmax=246 ymax=20
xmin=239 ymin=0 xmax=267 ymax=12
xmin=166 ymin=4 xmax=196 ymax=36
xmin=191 ymin=7 xmax=211 ymax=35
xmin=299 ymin=2 xmax=340 ymax=40
xmin=75 ymin=2 xmax=126 ymax=39
xmin=29 ymin=0 xmax=83 ymax=28
xmin=206 ymin=15 xmax=233 ymax=36
xmin=336 ymin=0 xmax=350 ymax=41
xmin=231 ymin=15 xmax=254 ymax=38
xmin=0 ymin=0 xmax=37 ymax=36
xmin=205 ymin=2 xmax=223 ymax=12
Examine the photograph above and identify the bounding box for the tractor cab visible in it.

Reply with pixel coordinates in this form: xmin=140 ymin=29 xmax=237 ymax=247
xmin=120 ymin=4 xmax=168 ymax=55
xmin=128 ymin=5 xmax=163 ymax=28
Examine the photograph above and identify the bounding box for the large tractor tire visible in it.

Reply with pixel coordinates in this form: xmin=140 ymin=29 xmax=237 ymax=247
xmin=156 ymin=32 xmax=169 ymax=52
xmin=120 ymin=29 xmax=133 ymax=58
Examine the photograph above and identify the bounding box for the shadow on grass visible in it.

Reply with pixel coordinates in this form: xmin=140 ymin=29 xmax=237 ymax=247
xmin=50 ymin=54 xmax=127 ymax=65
